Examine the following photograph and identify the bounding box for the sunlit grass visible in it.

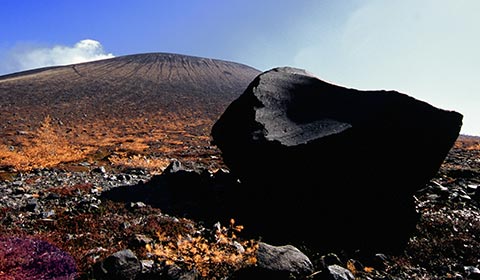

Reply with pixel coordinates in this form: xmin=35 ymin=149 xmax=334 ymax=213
xmin=0 ymin=116 xmax=93 ymax=171
xmin=148 ymin=218 xmax=258 ymax=278
xmin=0 ymin=114 xmax=221 ymax=172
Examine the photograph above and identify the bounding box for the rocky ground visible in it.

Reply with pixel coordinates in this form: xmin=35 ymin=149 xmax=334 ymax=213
xmin=0 ymin=135 xmax=479 ymax=279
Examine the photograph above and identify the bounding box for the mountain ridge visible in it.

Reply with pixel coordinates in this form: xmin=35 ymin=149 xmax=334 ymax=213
xmin=0 ymin=52 xmax=260 ymax=80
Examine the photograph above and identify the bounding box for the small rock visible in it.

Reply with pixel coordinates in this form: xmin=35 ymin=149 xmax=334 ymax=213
xmin=325 ymin=264 xmax=355 ymax=280
xmin=46 ymin=193 xmax=60 ymax=199
xmin=166 ymin=265 xmax=199 ymax=280
xmin=12 ymin=181 xmax=23 ymax=187
xmin=465 ymin=266 xmax=480 ymax=279
xmin=92 ymin=166 xmax=106 ymax=174
xmin=140 ymin=260 xmax=154 ymax=274
xmin=128 ymin=201 xmax=147 ymax=210
xmin=320 ymin=253 xmax=342 ymax=268
xmin=93 ymin=249 xmax=141 ymax=280
xmin=133 ymin=234 xmax=153 ymax=246
xmin=42 ymin=210 xmax=55 ymax=218
xmin=467 ymin=184 xmax=478 ymax=191
xmin=25 ymin=198 xmax=38 ymax=212
xmin=232 ymin=242 xmax=314 ymax=279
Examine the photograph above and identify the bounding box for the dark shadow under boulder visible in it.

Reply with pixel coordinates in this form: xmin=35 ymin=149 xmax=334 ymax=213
xmin=101 ymin=161 xmax=243 ymax=226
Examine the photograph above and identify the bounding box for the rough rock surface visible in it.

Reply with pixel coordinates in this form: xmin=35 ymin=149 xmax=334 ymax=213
xmin=211 ymin=67 xmax=463 ymax=254
xmin=231 ymin=242 xmax=314 ymax=279
xmin=93 ymin=249 xmax=141 ymax=280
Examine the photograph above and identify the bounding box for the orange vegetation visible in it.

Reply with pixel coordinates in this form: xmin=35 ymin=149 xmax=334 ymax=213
xmin=149 ymin=218 xmax=258 ymax=278
xmin=0 ymin=116 xmax=93 ymax=171
xmin=454 ymin=135 xmax=480 ymax=151
xmin=0 ymin=113 xmax=224 ymax=172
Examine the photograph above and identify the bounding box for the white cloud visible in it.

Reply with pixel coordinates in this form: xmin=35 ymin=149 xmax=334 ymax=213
xmin=1 ymin=39 xmax=114 ymax=74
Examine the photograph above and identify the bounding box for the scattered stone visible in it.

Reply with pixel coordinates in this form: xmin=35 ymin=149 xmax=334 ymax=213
xmin=0 ymin=167 xmax=150 ymax=211
xmin=467 ymin=184 xmax=478 ymax=192
xmin=0 ymin=96 xmax=477 ymax=280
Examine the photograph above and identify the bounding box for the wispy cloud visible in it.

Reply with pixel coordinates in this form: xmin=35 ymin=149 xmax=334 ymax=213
xmin=0 ymin=39 xmax=114 ymax=75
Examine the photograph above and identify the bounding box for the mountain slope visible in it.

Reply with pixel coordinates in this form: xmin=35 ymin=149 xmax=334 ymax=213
xmin=0 ymin=53 xmax=261 ymax=170
xmin=0 ymin=53 xmax=260 ymax=123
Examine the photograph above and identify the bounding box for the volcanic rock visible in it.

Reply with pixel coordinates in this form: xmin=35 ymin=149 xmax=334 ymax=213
xmin=231 ymin=242 xmax=314 ymax=279
xmin=211 ymin=67 xmax=463 ymax=254
xmin=92 ymin=249 xmax=142 ymax=280
xmin=324 ymin=265 xmax=355 ymax=280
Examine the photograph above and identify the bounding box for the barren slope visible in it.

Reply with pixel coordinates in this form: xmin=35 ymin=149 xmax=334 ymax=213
xmin=0 ymin=52 xmax=260 ymax=126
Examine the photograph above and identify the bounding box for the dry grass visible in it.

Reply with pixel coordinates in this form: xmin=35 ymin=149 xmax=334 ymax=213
xmin=108 ymin=152 xmax=171 ymax=174
xmin=0 ymin=113 xmax=223 ymax=173
xmin=454 ymin=135 xmax=480 ymax=151
xmin=0 ymin=116 xmax=93 ymax=171
xmin=149 ymin=218 xmax=258 ymax=278
xmin=466 ymin=143 xmax=480 ymax=151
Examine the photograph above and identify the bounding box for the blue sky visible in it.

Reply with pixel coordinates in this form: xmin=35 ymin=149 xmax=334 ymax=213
xmin=1 ymin=0 xmax=479 ymax=136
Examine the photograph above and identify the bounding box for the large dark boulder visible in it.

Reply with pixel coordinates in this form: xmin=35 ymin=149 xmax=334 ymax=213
xmin=211 ymin=67 xmax=463 ymax=254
